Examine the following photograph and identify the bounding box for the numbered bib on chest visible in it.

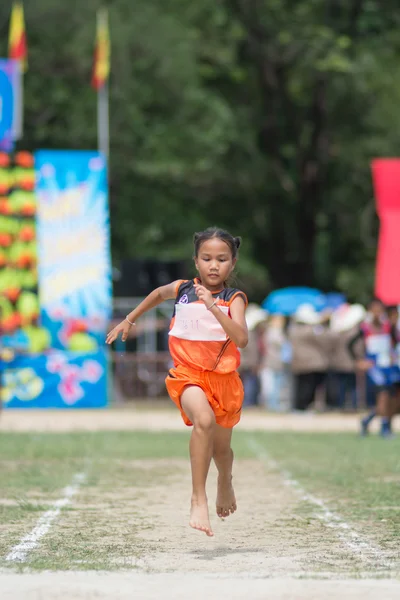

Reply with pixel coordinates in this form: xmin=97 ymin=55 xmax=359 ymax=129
xmin=169 ymin=303 xmax=229 ymax=342
xmin=366 ymin=334 xmax=391 ymax=367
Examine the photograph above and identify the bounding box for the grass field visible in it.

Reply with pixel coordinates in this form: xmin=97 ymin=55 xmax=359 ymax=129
xmin=1 ymin=428 xmax=399 ymax=580
xmin=1 ymin=411 xmax=400 ymax=599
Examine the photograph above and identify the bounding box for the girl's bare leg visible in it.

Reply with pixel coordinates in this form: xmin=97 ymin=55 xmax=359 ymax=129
xmin=213 ymin=425 xmax=237 ymax=518
xmin=181 ymin=386 xmax=215 ymax=536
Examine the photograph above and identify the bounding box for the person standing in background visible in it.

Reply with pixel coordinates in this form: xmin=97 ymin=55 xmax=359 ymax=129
xmin=259 ymin=314 xmax=290 ymax=412
xmin=240 ymin=304 xmax=268 ymax=407
xmin=289 ymin=304 xmax=333 ymax=412
xmin=329 ymin=304 xmax=366 ymax=411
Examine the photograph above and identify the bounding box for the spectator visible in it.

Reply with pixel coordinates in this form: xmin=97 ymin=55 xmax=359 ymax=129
xmin=329 ymin=304 xmax=366 ymax=410
xmin=259 ymin=314 xmax=291 ymax=412
xmin=289 ymin=304 xmax=333 ymax=412
xmin=241 ymin=304 xmax=268 ymax=407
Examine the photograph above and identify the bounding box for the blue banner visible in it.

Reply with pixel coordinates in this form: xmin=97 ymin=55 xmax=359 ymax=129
xmin=0 ymin=59 xmax=18 ymax=150
xmin=35 ymin=151 xmax=112 ymax=350
xmin=2 ymin=349 xmax=109 ymax=409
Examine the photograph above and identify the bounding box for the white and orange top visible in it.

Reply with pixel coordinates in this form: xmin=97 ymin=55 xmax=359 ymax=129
xmin=168 ymin=279 xmax=248 ymax=374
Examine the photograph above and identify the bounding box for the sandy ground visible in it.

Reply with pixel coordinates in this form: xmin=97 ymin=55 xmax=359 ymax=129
xmin=2 ymin=406 xmax=400 ymax=599
xmin=128 ymin=458 xmax=397 ymax=575
xmin=2 ymin=405 xmax=398 ymax=433
xmin=125 ymin=459 xmax=358 ymax=575
xmin=0 ymin=572 xmax=400 ymax=600
xmin=2 ymin=457 xmax=399 ymax=599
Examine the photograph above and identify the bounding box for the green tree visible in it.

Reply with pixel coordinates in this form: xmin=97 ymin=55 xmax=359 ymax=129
xmin=217 ymin=0 xmax=400 ymax=296
xmin=1 ymin=0 xmax=400 ymax=301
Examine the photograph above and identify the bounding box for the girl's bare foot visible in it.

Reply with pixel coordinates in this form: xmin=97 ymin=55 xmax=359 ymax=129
xmin=216 ymin=476 xmax=237 ymax=518
xmin=190 ymin=496 xmax=214 ymax=536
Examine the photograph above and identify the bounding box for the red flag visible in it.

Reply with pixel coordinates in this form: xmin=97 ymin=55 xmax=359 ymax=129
xmin=92 ymin=9 xmax=110 ymax=90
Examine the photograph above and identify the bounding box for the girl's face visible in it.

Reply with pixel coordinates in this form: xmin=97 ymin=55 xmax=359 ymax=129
xmin=194 ymin=238 xmax=236 ymax=290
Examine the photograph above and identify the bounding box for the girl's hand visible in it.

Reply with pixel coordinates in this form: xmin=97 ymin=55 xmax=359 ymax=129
xmin=194 ymin=284 xmax=214 ymax=308
xmin=106 ymin=319 xmax=133 ymax=344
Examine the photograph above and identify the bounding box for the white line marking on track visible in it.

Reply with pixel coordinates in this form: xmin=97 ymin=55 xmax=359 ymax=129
xmin=246 ymin=437 xmax=394 ymax=570
xmin=5 ymin=472 xmax=86 ymax=563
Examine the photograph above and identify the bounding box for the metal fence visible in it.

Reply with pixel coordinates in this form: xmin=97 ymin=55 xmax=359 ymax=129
xmin=110 ymin=297 xmax=174 ymax=401
xmin=111 ymin=352 xmax=172 ymax=401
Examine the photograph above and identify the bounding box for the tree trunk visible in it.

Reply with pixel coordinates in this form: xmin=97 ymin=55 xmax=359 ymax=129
xmin=255 ymin=76 xmax=328 ymax=290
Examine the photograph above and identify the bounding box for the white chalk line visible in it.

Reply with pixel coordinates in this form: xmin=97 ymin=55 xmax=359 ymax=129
xmin=246 ymin=437 xmax=395 ymax=571
xmin=5 ymin=472 xmax=86 ymax=563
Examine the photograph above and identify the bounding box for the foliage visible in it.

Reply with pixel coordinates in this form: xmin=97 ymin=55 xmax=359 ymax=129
xmin=1 ymin=0 xmax=400 ymax=300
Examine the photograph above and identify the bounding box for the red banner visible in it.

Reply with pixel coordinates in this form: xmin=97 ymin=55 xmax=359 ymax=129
xmin=371 ymin=158 xmax=400 ymax=304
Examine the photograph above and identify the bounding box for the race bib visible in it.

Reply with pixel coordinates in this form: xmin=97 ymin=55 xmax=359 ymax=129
xmin=169 ymin=302 xmax=229 ymax=342
xmin=366 ymin=334 xmax=391 ymax=367
xmin=376 ymin=353 xmax=391 ymax=368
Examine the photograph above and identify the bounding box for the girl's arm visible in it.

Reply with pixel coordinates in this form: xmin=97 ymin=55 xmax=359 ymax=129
xmin=223 ymin=296 xmax=249 ymax=348
xmin=106 ymin=280 xmax=180 ymax=344
xmin=194 ymin=284 xmax=248 ymax=348
xmin=212 ymin=296 xmax=248 ymax=348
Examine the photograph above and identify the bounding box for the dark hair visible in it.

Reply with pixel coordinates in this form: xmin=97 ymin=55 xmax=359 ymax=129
xmin=193 ymin=227 xmax=241 ymax=259
xmin=369 ymin=297 xmax=384 ymax=307
xmin=386 ymin=305 xmax=398 ymax=313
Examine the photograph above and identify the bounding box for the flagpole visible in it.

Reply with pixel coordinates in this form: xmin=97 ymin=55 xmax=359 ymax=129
xmin=14 ymin=60 xmax=24 ymax=140
xmin=8 ymin=1 xmax=27 ymax=141
xmin=98 ymin=81 xmax=109 ymax=162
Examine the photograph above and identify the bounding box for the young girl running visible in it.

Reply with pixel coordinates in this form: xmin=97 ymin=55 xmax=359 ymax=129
xmin=106 ymin=227 xmax=248 ymax=537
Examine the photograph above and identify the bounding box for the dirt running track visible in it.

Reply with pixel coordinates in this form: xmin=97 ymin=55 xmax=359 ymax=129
xmin=0 ymin=572 xmax=399 ymax=600
xmin=1 ymin=406 xmax=400 ymax=599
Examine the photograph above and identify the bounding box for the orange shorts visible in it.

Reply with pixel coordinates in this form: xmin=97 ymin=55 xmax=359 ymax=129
xmin=165 ymin=364 xmax=244 ymax=429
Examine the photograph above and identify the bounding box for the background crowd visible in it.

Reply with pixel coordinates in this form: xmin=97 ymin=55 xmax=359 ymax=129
xmin=240 ymin=299 xmax=400 ymax=418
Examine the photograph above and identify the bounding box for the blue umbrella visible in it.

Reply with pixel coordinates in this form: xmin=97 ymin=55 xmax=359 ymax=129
xmin=262 ymin=287 xmax=326 ymax=315
xmin=323 ymin=292 xmax=347 ymax=311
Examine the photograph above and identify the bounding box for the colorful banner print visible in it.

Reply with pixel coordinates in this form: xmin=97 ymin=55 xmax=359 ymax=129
xmin=35 ymin=150 xmax=112 ymax=350
xmin=0 ymin=150 xmax=40 ymax=348
xmin=1 ymin=349 xmax=108 ymax=409
xmin=0 ymin=59 xmax=18 ymax=148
